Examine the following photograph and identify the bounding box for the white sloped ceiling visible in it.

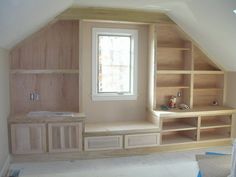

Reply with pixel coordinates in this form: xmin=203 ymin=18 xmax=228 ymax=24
xmin=0 ymin=0 xmax=235 ymax=71
xmin=0 ymin=0 xmax=73 ymax=49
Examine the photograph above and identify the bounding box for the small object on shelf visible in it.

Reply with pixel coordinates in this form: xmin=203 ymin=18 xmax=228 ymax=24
xmin=212 ymin=100 xmax=219 ymax=106
xmin=168 ymin=96 xmax=177 ymax=108
xmin=177 ymin=91 xmax=182 ymax=97
xmin=178 ymin=103 xmax=189 ymax=110
xmin=160 ymin=105 xmax=170 ymax=110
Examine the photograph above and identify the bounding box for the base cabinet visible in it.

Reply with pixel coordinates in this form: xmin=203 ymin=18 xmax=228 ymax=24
xmin=48 ymin=122 xmax=83 ymax=152
xmin=11 ymin=123 xmax=46 ymax=154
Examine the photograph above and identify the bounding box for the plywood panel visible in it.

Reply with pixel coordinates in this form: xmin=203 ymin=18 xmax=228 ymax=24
xmin=194 ymin=74 xmax=224 ymax=88
xmin=193 ymin=46 xmax=220 ymax=71
xmin=157 ymin=74 xmax=190 ymax=87
xmin=10 ymin=20 xmax=79 ymax=70
xmin=157 ymin=24 xmax=189 ymax=47
xmin=193 ymin=95 xmax=223 ymax=107
xmin=57 ymin=7 xmax=173 ymax=24
xmin=157 ymin=50 xmax=185 ymax=70
xmin=10 ymin=74 xmax=79 ymax=114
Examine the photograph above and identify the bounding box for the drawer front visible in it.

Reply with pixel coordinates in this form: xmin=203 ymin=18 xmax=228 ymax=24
xmin=125 ymin=133 xmax=160 ymax=149
xmin=84 ymin=136 xmax=123 ymax=151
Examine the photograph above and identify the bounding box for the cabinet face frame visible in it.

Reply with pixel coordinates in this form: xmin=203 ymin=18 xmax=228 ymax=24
xmin=48 ymin=122 xmax=82 ymax=152
xmin=11 ymin=123 xmax=46 ymax=154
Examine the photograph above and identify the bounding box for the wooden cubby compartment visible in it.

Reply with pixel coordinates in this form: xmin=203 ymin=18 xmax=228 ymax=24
xmin=161 ymin=130 xmax=197 ymax=145
xmin=156 ymin=74 xmax=191 ymax=108
xmin=200 ymin=127 xmax=231 ymax=141
xmin=193 ymin=74 xmax=224 ymax=107
xmin=162 ymin=117 xmax=198 ymax=132
xmin=200 ymin=115 xmax=232 ymax=129
xmin=157 ymin=24 xmax=192 ymax=70
xmin=193 ymin=46 xmax=220 ymax=71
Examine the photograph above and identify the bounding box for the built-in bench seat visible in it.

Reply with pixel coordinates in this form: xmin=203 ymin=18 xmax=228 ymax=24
xmin=84 ymin=120 xmax=160 ymax=136
xmin=84 ymin=120 xmax=160 ymax=151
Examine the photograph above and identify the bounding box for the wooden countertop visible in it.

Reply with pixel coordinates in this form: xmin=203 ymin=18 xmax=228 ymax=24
xmin=9 ymin=112 xmax=86 ymax=123
xmin=153 ymin=106 xmax=236 ymax=118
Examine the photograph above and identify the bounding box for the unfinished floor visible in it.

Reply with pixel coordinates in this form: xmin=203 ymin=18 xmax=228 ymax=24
xmin=8 ymin=146 xmax=232 ymax=177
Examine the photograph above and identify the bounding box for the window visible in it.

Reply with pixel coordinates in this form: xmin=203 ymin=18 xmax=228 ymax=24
xmin=92 ymin=28 xmax=138 ymax=101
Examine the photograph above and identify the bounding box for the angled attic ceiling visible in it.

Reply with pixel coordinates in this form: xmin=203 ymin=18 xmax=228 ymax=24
xmin=0 ymin=0 xmax=236 ymax=71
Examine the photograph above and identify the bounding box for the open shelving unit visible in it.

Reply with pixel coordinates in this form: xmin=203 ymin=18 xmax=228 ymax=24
xmin=160 ymin=115 xmax=232 ymax=145
xmin=161 ymin=130 xmax=197 ymax=145
xmin=154 ymin=24 xmax=225 ymax=110
xmin=151 ymin=24 xmax=234 ymax=146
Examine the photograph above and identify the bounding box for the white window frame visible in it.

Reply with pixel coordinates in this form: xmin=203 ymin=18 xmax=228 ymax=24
xmin=92 ymin=28 xmax=138 ymax=101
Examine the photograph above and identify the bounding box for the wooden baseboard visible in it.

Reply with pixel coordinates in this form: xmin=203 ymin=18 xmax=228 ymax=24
xmin=0 ymin=155 xmax=11 ymax=177
xmin=11 ymin=140 xmax=231 ymax=163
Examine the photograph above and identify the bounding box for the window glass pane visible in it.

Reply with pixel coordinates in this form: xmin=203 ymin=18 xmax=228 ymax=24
xmin=98 ymin=35 xmax=131 ymax=93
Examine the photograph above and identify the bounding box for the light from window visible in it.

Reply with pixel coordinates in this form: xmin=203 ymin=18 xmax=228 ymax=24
xmin=92 ymin=28 xmax=138 ymax=101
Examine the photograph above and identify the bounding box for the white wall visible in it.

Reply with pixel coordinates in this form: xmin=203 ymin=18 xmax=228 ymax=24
xmin=226 ymin=72 xmax=236 ymax=137
xmin=0 ymin=48 xmax=10 ymax=175
xmin=80 ymin=21 xmax=148 ymax=123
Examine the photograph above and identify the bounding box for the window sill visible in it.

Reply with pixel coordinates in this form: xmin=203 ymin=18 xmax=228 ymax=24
xmin=92 ymin=94 xmax=137 ymax=101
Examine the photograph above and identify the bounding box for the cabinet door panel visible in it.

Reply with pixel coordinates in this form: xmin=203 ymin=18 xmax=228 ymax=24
xmin=125 ymin=133 xmax=160 ymax=149
xmin=11 ymin=124 xmax=46 ymax=154
xmin=48 ymin=122 xmax=82 ymax=152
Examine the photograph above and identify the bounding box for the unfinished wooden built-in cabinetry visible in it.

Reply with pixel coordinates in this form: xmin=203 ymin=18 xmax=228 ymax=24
xmin=9 ymin=20 xmax=84 ymax=155
xmin=8 ymin=11 xmax=235 ymax=158
xmin=10 ymin=20 xmax=80 ymax=114
xmin=151 ymin=23 xmax=234 ymax=146
xmin=155 ymin=24 xmax=224 ymax=109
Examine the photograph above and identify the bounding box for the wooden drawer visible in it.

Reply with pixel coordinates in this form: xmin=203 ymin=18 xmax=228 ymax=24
xmin=125 ymin=133 xmax=160 ymax=149
xmin=84 ymin=136 xmax=123 ymax=151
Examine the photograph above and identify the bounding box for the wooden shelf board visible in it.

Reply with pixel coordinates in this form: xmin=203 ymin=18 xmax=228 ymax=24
xmin=158 ymin=47 xmax=190 ymax=51
xmin=153 ymin=106 xmax=236 ymax=118
xmin=85 ymin=120 xmax=159 ymax=135
xmin=162 ymin=122 xmax=197 ymax=132
xmin=157 ymin=70 xmax=192 ymax=74
xmin=10 ymin=69 xmax=79 ymax=74
xmin=200 ymin=125 xmax=231 ymax=130
xmin=193 ymin=71 xmax=224 ymax=75
xmin=157 ymin=86 xmax=190 ymax=89
xmin=162 ymin=134 xmax=195 ymax=145
xmin=194 ymin=88 xmax=223 ymax=91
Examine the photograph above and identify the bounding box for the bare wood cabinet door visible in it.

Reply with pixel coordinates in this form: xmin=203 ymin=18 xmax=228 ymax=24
xmin=11 ymin=123 xmax=46 ymax=154
xmin=48 ymin=122 xmax=82 ymax=152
